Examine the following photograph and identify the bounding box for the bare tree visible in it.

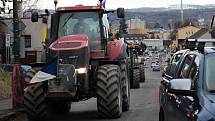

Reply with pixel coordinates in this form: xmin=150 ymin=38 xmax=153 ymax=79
xmin=22 ymin=0 xmax=39 ymax=10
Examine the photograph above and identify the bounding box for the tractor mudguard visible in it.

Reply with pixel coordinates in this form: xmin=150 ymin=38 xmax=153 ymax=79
xmin=99 ymin=60 xmax=120 ymax=66
xmin=107 ymin=38 xmax=127 ymax=61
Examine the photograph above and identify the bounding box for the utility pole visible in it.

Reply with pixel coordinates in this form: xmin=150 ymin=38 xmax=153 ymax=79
xmin=13 ymin=0 xmax=21 ymax=63
xmin=181 ymin=0 xmax=184 ymax=24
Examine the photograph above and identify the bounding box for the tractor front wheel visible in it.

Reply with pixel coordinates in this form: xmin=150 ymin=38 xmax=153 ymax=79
xmin=96 ymin=64 xmax=122 ymax=118
xmin=121 ymin=64 xmax=130 ymax=111
xmin=139 ymin=64 xmax=145 ymax=83
xmin=24 ymin=83 xmax=49 ymax=120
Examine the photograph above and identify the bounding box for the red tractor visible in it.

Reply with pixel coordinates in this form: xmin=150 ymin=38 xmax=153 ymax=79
xmin=23 ymin=3 xmax=130 ymax=120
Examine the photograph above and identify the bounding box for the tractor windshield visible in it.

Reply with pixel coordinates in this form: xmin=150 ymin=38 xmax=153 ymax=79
xmin=58 ymin=12 xmax=101 ymax=49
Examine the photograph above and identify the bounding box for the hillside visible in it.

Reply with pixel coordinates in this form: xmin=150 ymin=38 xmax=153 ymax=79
xmin=109 ymin=8 xmax=215 ymax=29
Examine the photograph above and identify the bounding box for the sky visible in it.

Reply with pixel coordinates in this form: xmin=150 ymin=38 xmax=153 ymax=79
xmin=41 ymin=0 xmax=215 ymax=9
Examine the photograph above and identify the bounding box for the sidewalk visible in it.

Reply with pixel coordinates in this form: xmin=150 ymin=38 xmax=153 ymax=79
xmin=0 ymin=98 xmax=12 ymax=111
xmin=0 ymin=99 xmax=27 ymax=121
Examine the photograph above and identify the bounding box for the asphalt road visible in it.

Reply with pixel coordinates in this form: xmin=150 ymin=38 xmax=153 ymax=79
xmin=44 ymin=64 xmax=162 ymax=121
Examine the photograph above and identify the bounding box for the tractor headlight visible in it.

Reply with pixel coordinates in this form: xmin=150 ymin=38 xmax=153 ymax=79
xmin=76 ymin=67 xmax=87 ymax=74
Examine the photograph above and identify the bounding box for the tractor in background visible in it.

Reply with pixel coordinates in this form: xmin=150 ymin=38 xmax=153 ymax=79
xmin=127 ymin=42 xmax=146 ymax=88
xmin=23 ymin=2 xmax=130 ymax=120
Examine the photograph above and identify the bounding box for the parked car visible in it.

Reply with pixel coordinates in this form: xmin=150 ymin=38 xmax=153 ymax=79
xmin=159 ymin=46 xmax=215 ymax=121
xmin=145 ymin=56 xmax=150 ymax=60
xmin=151 ymin=61 xmax=157 ymax=68
xmin=155 ymin=56 xmax=159 ymax=60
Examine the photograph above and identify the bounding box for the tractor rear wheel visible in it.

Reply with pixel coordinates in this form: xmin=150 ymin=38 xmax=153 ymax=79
xmin=139 ymin=64 xmax=145 ymax=83
xmin=24 ymin=83 xmax=49 ymax=120
xmin=96 ymin=64 xmax=122 ymax=118
xmin=121 ymin=64 xmax=130 ymax=111
xmin=131 ymin=69 xmax=140 ymax=88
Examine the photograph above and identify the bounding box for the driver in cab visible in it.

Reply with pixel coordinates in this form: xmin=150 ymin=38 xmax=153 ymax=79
xmin=73 ymin=16 xmax=90 ymax=34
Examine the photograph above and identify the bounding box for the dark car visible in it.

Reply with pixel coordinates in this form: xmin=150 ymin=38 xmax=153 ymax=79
xmin=159 ymin=46 xmax=215 ymax=121
xmin=152 ymin=63 xmax=160 ymax=71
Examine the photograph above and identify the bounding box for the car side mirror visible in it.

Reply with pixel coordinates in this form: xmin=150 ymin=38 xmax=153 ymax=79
xmin=117 ymin=8 xmax=125 ymax=18
xmin=31 ymin=12 xmax=39 ymax=22
xmin=168 ymin=79 xmax=195 ymax=96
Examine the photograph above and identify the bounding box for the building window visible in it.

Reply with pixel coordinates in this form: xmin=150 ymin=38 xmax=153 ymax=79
xmin=23 ymin=35 xmax=31 ymax=48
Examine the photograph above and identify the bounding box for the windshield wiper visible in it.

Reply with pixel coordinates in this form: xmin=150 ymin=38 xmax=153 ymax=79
xmin=62 ymin=13 xmax=75 ymax=28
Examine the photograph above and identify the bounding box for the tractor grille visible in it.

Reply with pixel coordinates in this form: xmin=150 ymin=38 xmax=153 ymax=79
xmin=52 ymin=42 xmax=82 ymax=49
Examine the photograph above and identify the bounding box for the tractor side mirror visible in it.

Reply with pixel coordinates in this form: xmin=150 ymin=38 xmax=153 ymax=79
xmin=31 ymin=12 xmax=39 ymax=22
xmin=117 ymin=8 xmax=125 ymax=18
xmin=45 ymin=9 xmax=50 ymax=16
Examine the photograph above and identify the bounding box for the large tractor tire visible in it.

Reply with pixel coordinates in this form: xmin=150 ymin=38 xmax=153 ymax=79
xmin=139 ymin=64 xmax=145 ymax=83
xmin=24 ymin=83 xmax=49 ymax=120
xmin=131 ymin=69 xmax=140 ymax=88
xmin=96 ymin=64 xmax=122 ymax=118
xmin=24 ymin=68 xmax=36 ymax=83
xmin=121 ymin=64 xmax=130 ymax=111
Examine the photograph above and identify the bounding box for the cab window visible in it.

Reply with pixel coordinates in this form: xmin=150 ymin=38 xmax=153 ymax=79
xmin=170 ymin=53 xmax=182 ymax=66
xmin=189 ymin=56 xmax=200 ymax=89
xmin=179 ymin=54 xmax=195 ymax=78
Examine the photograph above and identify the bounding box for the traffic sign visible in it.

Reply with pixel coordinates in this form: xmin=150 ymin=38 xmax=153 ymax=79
xmin=5 ymin=34 xmax=11 ymax=47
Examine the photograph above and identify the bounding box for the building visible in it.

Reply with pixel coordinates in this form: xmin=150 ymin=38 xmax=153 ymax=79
xmin=124 ymin=34 xmax=164 ymax=50
xmin=124 ymin=34 xmax=147 ymax=44
xmin=177 ymin=25 xmax=200 ymax=40
xmin=0 ymin=18 xmax=47 ymax=64
xmin=148 ymin=28 xmax=168 ymax=39
xmin=189 ymin=28 xmax=211 ymax=39
xmin=128 ymin=28 xmax=149 ymax=34
xmin=176 ymin=25 xmax=200 ymax=50
xmin=126 ymin=18 xmax=146 ymax=29
xmin=143 ymin=39 xmax=164 ymax=50
xmin=126 ymin=18 xmax=149 ymax=34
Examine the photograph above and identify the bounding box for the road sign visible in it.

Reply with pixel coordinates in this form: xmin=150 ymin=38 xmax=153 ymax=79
xmin=5 ymin=34 xmax=11 ymax=47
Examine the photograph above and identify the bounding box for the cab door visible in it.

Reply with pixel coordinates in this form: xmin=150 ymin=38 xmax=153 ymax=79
xmin=160 ymin=52 xmax=184 ymax=121
xmin=176 ymin=54 xmax=200 ymax=121
xmin=169 ymin=54 xmax=196 ymax=121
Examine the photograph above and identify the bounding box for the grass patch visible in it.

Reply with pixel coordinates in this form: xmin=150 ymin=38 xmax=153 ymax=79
xmin=0 ymin=68 xmax=11 ymax=100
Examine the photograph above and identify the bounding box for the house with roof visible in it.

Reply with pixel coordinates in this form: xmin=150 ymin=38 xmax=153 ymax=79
xmin=189 ymin=28 xmax=211 ymax=39
xmin=176 ymin=25 xmax=200 ymax=50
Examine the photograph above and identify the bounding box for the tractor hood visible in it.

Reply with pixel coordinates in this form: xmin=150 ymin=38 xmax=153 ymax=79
xmin=49 ymin=34 xmax=88 ymax=51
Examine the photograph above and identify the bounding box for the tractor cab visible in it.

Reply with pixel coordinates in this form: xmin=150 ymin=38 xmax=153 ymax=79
xmin=31 ymin=5 xmax=125 ymax=61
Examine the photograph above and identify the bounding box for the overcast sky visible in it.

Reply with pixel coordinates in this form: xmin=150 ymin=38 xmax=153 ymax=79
xmin=41 ymin=0 xmax=215 ymax=9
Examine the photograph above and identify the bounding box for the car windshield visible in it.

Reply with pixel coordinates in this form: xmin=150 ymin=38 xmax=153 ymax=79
xmin=58 ymin=12 xmax=101 ymax=49
xmin=205 ymin=56 xmax=215 ymax=92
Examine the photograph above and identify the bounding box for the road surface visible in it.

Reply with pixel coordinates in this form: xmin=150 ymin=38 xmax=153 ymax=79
xmin=45 ymin=65 xmax=161 ymax=121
